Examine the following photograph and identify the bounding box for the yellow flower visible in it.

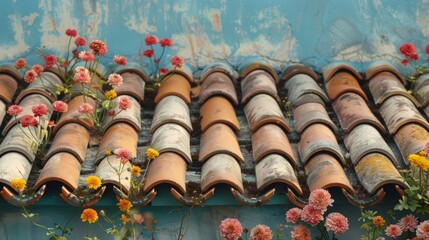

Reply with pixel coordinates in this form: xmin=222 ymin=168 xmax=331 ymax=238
xmin=85 ymin=175 xmax=101 ymax=190
xmin=408 ymin=154 xmax=429 ymax=171
xmin=131 ymin=165 xmax=141 ymax=176
xmin=11 ymin=178 xmax=26 ymax=192
xmin=146 ymin=147 xmax=159 ymax=161
xmin=419 ymin=151 xmax=427 ymax=157
xmin=81 ymin=208 xmax=98 ymax=224
xmin=373 ymin=216 xmax=385 ymax=228
xmin=104 ymin=89 xmax=117 ymax=99
xmin=120 ymin=214 xmax=130 ymax=223
xmin=105 ymin=149 xmax=112 ymax=156
xmin=117 ymin=198 xmax=133 ymax=212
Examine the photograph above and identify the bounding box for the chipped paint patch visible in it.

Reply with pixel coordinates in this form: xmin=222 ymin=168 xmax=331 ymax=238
xmin=416 ymin=0 xmax=429 ymax=37
xmin=203 ymin=9 xmax=222 ymax=32
xmin=0 ymin=15 xmax=29 ymax=61
xmin=332 ymin=42 xmax=396 ymax=62
xmin=22 ymin=12 xmax=39 ymax=26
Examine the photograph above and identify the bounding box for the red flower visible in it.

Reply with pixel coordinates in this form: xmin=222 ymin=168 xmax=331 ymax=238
xmin=52 ymin=101 xmax=68 ymax=113
xmin=160 ymin=38 xmax=173 ymax=47
xmin=20 ymin=115 xmax=38 ymax=127
xmin=113 ymin=55 xmax=127 ymax=66
xmin=31 ymin=64 xmax=44 ymax=74
xmin=48 ymin=120 xmax=55 ymax=127
xmin=44 ymin=54 xmax=57 ymax=68
xmin=107 ymin=110 xmax=116 ymax=117
xmin=143 ymin=49 xmax=154 ymax=58
xmin=7 ymin=105 xmax=23 ymax=116
xmin=24 ymin=69 xmax=38 ymax=83
xmin=32 ymin=104 xmax=48 ymax=117
xmin=60 ymin=60 xmax=69 ymax=68
xmin=14 ymin=58 xmax=27 ymax=69
xmin=426 ymin=44 xmax=429 ymax=55
xmin=401 ymin=59 xmax=409 ymax=66
xmin=160 ymin=67 xmax=167 ymax=75
xmin=145 ymin=34 xmax=159 ymax=45
xmin=400 ymin=42 xmax=417 ymax=58
xmin=411 ymin=54 xmax=419 ymax=61
xmin=89 ymin=40 xmax=107 ymax=55
xmin=154 ymin=58 xmax=160 ymax=63
xmin=65 ymin=29 xmax=77 ymax=37
xmin=75 ymin=36 xmax=87 ymax=46
xmin=171 ymin=55 xmax=184 ymax=67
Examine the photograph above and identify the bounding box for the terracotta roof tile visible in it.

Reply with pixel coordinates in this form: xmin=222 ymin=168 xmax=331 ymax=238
xmin=200 ymin=96 xmax=240 ymax=132
xmin=154 ymin=73 xmax=191 ymax=104
xmin=199 ymin=72 xmax=238 ymax=105
xmin=102 ymin=95 xmax=142 ymax=132
xmin=96 ymin=123 xmax=138 ymax=162
xmin=323 ymin=62 xmax=362 ymax=82
xmin=284 ymin=74 xmax=328 ymax=107
xmin=0 ymin=73 xmax=18 ymax=103
xmin=325 ymin=71 xmax=368 ymax=102
xmin=293 ymin=102 xmax=336 ymax=133
xmin=54 ymin=95 xmax=95 ymax=132
xmin=393 ymin=123 xmax=429 ymax=164
xmin=15 ymin=72 xmax=61 ymax=103
xmin=201 ymin=154 xmax=244 ymax=193
xmin=151 ymin=123 xmax=192 ymax=163
xmin=241 ymin=70 xmax=277 ymax=104
xmin=150 ymin=95 xmax=192 ymax=133
xmin=114 ymin=72 xmax=146 ymax=101
xmin=366 ymin=61 xmax=406 ymax=85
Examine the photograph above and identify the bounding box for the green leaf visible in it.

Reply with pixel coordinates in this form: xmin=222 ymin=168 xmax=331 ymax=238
xmin=102 ymin=100 xmax=111 ymax=109
xmin=22 ymin=213 xmax=35 ymax=219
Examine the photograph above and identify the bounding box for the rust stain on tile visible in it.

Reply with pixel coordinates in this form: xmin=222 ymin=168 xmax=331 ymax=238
xmin=394 ymin=123 xmax=429 ymax=163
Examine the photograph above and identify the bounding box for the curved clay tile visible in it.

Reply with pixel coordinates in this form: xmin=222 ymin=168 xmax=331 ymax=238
xmin=369 ymin=71 xmax=419 ymax=106
xmin=415 ymin=84 xmax=429 ymax=108
xmin=255 ymin=154 xmax=302 ymax=194
xmin=2 ymin=94 xmax=53 ymax=135
xmin=293 ymin=93 xmax=325 ymax=108
xmin=143 ymin=152 xmax=187 ymax=194
xmin=0 ymin=124 xmax=38 ymax=162
xmin=34 ymin=152 xmax=82 ymax=191
xmin=241 ymin=70 xmax=277 ymax=104
xmin=238 ymin=60 xmax=279 ymax=83
xmin=354 ymin=153 xmax=405 ymax=194
xmin=281 ymin=64 xmax=318 ymax=83
xmin=96 ymin=123 xmax=138 ymax=162
xmin=252 ymin=124 xmax=296 ymax=165
xmin=44 ymin=123 xmax=89 ymax=164
xmin=332 ymin=92 xmax=386 ymax=134
xmin=114 ymin=63 xmax=151 ymax=83
xmin=200 ymin=62 xmax=237 ymax=83
xmin=54 ymin=95 xmax=95 ymax=133
xmin=200 ymin=96 xmax=240 ymax=132
xmin=414 ymin=72 xmax=429 ymax=91
xmin=244 ymin=94 xmax=291 ymax=133
xmin=0 ymin=101 xmax=5 ymax=124
xmin=0 ymin=65 xmax=21 ymax=80
xmin=344 ymin=124 xmax=397 ymax=165
xmin=425 ymin=105 xmax=429 ymax=120
xmin=163 ymin=64 xmax=194 ymax=83
xmin=199 ymin=123 xmax=243 ymax=162
xmin=70 ymin=72 xmax=103 ymax=98
xmin=115 ymin=72 xmax=146 ymax=101
xmin=323 ymin=62 xmax=362 ymax=82
xmin=95 ymin=155 xmax=131 ymax=193
xmin=380 ymin=95 xmax=429 ymax=135
xmin=325 ymin=71 xmax=368 ymax=102
xmin=199 ymin=72 xmax=238 ymax=105
xmin=305 ymin=153 xmax=354 ymax=193
xmin=284 ymin=74 xmax=329 ymax=107
xmin=201 ymin=154 xmax=244 ymax=193
xmin=155 ymin=73 xmax=191 ymax=104
xmin=150 ymin=95 xmax=192 ymax=133
xmin=366 ymin=60 xmax=406 ymax=85
xmin=394 ymin=123 xmax=429 ymax=163
xmin=151 ymin=123 xmax=191 ymax=163
xmin=0 ymin=74 xmax=18 ymax=103
xmin=298 ymin=123 xmax=344 ymax=165
xmin=0 ymin=152 xmax=32 ymax=184
xmin=293 ymin=102 xmax=336 ymax=134
xmin=15 ymin=72 xmax=62 ymax=103
xmin=102 ymin=95 xmax=141 ymax=132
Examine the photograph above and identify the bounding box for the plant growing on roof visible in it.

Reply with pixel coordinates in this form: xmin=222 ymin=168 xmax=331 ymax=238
xmin=398 ymin=42 xmax=429 ymax=94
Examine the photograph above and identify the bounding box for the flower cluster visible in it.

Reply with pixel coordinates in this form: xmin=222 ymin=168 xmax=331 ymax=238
xmin=398 ymin=42 xmax=429 ymax=91
xmin=218 ymin=219 xmax=272 ymax=240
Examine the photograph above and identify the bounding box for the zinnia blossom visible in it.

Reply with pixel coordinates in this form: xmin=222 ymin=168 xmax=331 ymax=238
xmin=114 ymin=148 xmax=132 ymax=163
xmin=146 ymin=147 xmax=159 ymax=160
xmin=160 ymin=38 xmax=173 ymax=47
xmin=400 ymin=42 xmax=417 ymax=58
xmin=52 ymin=101 xmax=68 ymax=113
xmin=85 ymin=175 xmax=101 ymax=190
xmin=65 ymin=28 xmax=77 ymax=37
xmin=301 ymin=205 xmax=323 ymax=226
xmin=24 ymin=69 xmax=38 ymax=83
xmin=143 ymin=49 xmax=154 ymax=58
xmin=145 ymin=34 xmax=159 ymax=45
xmin=75 ymin=36 xmax=87 ymax=46
xmin=32 ymin=104 xmax=48 ymax=117
xmin=385 ymin=224 xmax=402 ymax=238
xmin=133 ymin=213 xmax=144 ymax=225
xmin=89 ymin=40 xmax=107 ymax=55
xmin=107 ymin=73 xmax=123 ymax=88
xmin=160 ymin=67 xmax=167 ymax=75
xmin=325 ymin=212 xmax=349 ymax=235
xmin=131 ymin=165 xmax=141 ymax=176
xmin=286 ymin=208 xmax=302 ymax=224
xmin=10 ymin=178 xmax=26 ymax=192
xmin=426 ymin=44 xmax=429 ymax=55
xmin=399 ymin=214 xmax=418 ymax=232
xmin=401 ymin=59 xmax=409 ymax=66
xmin=120 ymin=214 xmax=130 ymax=223
xmin=74 ymin=71 xmax=91 ymax=84
xmin=78 ymin=103 xmax=94 ymax=114
xmin=171 ymin=55 xmax=184 ymax=67
xmin=308 ymin=189 xmax=333 ymax=211
xmin=219 ymin=218 xmax=243 ymax=240
xmin=373 ymin=216 xmax=386 ymax=228
xmin=78 ymin=51 xmax=95 ymax=62
xmin=81 ymin=208 xmax=98 ymax=224
xmin=291 ymin=224 xmax=311 ymax=240
xmin=250 ymin=224 xmax=273 ymax=240
xmin=104 ymin=89 xmax=117 ymax=100
xmin=75 ymin=66 xmax=89 ymax=74
xmin=408 ymin=154 xmax=429 ymax=171
xmin=117 ymin=198 xmax=133 ymax=212
xmin=44 ymin=54 xmax=57 ymax=68
xmin=118 ymin=96 xmax=132 ymax=110
xmin=20 ymin=114 xmax=38 ymax=127
xmin=14 ymin=58 xmax=27 ymax=69
xmin=7 ymin=105 xmax=23 ymax=116
xmin=417 ymin=221 xmax=429 ymax=239
xmin=113 ymin=55 xmax=127 ymax=66
xmin=31 ymin=64 xmax=44 ymax=74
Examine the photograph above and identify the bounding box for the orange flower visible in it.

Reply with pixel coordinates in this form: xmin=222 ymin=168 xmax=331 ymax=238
xmin=81 ymin=208 xmax=98 ymax=224
xmin=131 ymin=165 xmax=141 ymax=176
xmin=121 ymin=214 xmax=130 ymax=223
xmin=85 ymin=176 xmax=101 ymax=190
xmin=92 ymin=84 xmax=102 ymax=90
xmin=373 ymin=216 xmax=385 ymax=228
xmin=11 ymin=178 xmax=26 ymax=192
xmin=117 ymin=198 xmax=133 ymax=212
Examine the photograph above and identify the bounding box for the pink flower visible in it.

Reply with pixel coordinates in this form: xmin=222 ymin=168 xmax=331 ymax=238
xmin=78 ymin=51 xmax=95 ymax=62
xmin=74 ymin=71 xmax=91 ymax=84
xmin=219 ymin=218 xmax=243 ymax=240
xmin=301 ymin=205 xmax=323 ymax=226
xmin=24 ymin=69 xmax=38 ymax=83
xmin=286 ymin=208 xmax=302 ymax=224
xmin=7 ymin=105 xmax=23 ymax=116
xmin=31 ymin=64 xmax=44 ymax=74
xmin=107 ymin=73 xmax=123 ymax=88
xmin=20 ymin=115 xmax=38 ymax=127
xmin=171 ymin=55 xmax=184 ymax=67
xmin=65 ymin=28 xmax=77 ymax=37
xmin=75 ymin=36 xmax=87 ymax=46
xmin=375 ymin=238 xmax=385 ymax=240
xmin=401 ymin=59 xmax=409 ymax=66
xmin=160 ymin=67 xmax=167 ymax=75
xmin=107 ymin=110 xmax=116 ymax=117
xmin=425 ymin=143 xmax=429 ymax=155
xmin=44 ymin=54 xmax=57 ymax=68
xmin=400 ymin=42 xmax=417 ymax=58
xmin=133 ymin=213 xmax=144 ymax=225
xmin=118 ymin=96 xmax=132 ymax=110
xmin=48 ymin=120 xmax=55 ymax=127
xmin=417 ymin=220 xmax=429 ymax=239
xmin=32 ymin=104 xmax=48 ymax=117
xmin=14 ymin=58 xmax=27 ymax=69
xmin=325 ymin=212 xmax=349 ymax=235
xmin=385 ymin=224 xmax=402 ymax=238
xmin=89 ymin=40 xmax=107 ymax=55
xmin=250 ymin=224 xmax=272 ymax=240
xmin=114 ymin=148 xmax=132 ymax=163
xmin=308 ymin=189 xmax=333 ymax=211
xmin=113 ymin=55 xmax=127 ymax=66
xmin=78 ymin=103 xmax=94 ymax=114
xmin=75 ymin=66 xmax=89 ymax=74
xmin=145 ymin=34 xmax=159 ymax=45
xmin=399 ymin=214 xmax=418 ymax=232
xmin=291 ymin=225 xmax=311 ymax=240
xmin=160 ymin=38 xmax=173 ymax=47
xmin=52 ymin=101 xmax=68 ymax=113
xmin=143 ymin=49 xmax=154 ymax=58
